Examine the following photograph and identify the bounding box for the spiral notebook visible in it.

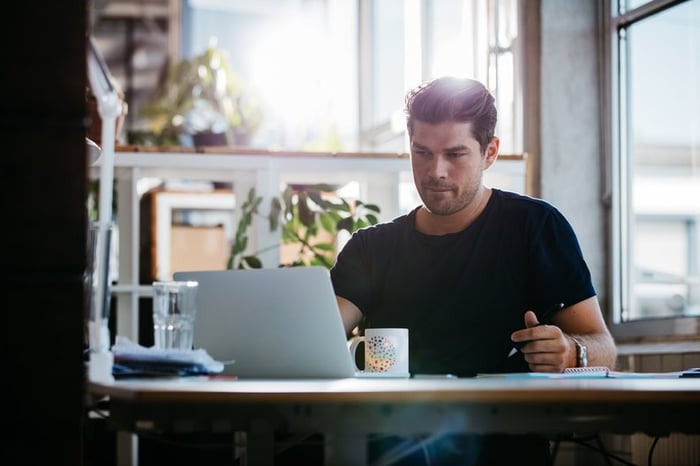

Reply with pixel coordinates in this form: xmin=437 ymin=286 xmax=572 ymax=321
xmin=477 ymin=367 xmax=611 ymax=379
xmin=476 ymin=367 xmax=697 ymax=379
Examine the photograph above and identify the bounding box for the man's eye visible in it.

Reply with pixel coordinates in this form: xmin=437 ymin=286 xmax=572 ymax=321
xmin=446 ymin=152 xmax=465 ymax=158
xmin=414 ymin=150 xmax=429 ymax=157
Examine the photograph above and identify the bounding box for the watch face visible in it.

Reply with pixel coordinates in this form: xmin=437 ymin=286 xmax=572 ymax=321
xmin=576 ymin=342 xmax=588 ymax=367
xmin=573 ymin=337 xmax=587 ymax=367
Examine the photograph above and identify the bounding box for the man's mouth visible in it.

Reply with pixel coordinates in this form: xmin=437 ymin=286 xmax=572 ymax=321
xmin=425 ymin=185 xmax=453 ymax=193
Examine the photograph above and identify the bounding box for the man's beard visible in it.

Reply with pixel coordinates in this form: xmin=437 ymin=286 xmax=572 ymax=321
xmin=419 ymin=177 xmax=481 ymax=216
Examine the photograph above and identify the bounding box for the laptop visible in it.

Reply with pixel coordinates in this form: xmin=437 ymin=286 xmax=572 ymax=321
xmin=173 ymin=266 xmax=358 ymax=378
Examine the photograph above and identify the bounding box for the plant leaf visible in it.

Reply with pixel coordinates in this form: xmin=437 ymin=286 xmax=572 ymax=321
xmin=354 ymin=219 xmax=369 ymax=231
xmin=333 ymin=198 xmax=351 ymax=213
xmin=306 ymin=188 xmax=326 ymax=208
xmin=268 ymin=197 xmax=282 ymax=231
xmin=242 ymin=255 xmax=263 ymax=269
xmin=319 ymin=211 xmax=337 ymax=233
xmin=337 ymin=216 xmax=354 ymax=233
xmin=364 ymin=203 xmax=381 ymax=213
xmin=297 ymin=192 xmax=315 ymax=227
xmin=247 ymin=186 xmax=257 ymax=203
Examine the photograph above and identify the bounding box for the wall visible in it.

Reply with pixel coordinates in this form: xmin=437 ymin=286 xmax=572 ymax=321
xmin=539 ymin=0 xmax=608 ymax=310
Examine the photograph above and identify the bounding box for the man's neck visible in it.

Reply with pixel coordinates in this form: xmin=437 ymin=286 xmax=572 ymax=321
xmin=416 ymin=187 xmax=492 ymax=235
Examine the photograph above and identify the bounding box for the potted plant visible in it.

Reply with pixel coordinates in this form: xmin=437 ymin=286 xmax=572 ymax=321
xmin=228 ymin=185 xmax=380 ymax=269
xmin=141 ymin=45 xmax=263 ymax=146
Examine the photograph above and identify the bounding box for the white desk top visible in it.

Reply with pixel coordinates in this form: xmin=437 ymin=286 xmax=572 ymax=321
xmin=90 ymin=376 xmax=700 ymax=404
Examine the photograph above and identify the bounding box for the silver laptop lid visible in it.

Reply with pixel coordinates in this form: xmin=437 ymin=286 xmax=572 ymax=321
xmin=173 ymin=266 xmax=356 ymax=378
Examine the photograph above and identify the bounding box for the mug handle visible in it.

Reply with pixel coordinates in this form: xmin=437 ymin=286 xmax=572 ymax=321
xmin=348 ymin=336 xmax=365 ymax=372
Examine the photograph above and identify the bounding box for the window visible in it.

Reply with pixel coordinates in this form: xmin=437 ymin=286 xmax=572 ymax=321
xmin=179 ymin=0 xmax=523 ymax=215
xmin=359 ymin=0 xmax=521 ymax=154
xmin=610 ymin=0 xmax=700 ymax=338
xmin=179 ymin=0 xmax=521 ymax=154
xmin=180 ymin=0 xmax=358 ymax=151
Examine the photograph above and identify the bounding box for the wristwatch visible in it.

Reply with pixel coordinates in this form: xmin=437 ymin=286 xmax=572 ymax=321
xmin=571 ymin=337 xmax=588 ymax=368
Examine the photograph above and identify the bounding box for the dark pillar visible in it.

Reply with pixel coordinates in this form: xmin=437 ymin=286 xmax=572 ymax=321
xmin=0 ymin=2 xmax=88 ymax=465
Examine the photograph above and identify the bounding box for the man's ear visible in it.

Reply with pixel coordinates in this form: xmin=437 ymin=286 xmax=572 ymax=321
xmin=483 ymin=136 xmax=500 ymax=169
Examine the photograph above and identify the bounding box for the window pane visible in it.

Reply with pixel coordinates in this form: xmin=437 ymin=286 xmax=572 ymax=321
xmin=622 ymin=0 xmax=654 ymax=13
xmin=428 ymin=0 xmax=474 ymax=78
xmin=622 ymin=0 xmax=700 ymax=321
xmin=181 ymin=0 xmax=358 ymax=151
xmin=367 ymin=0 xmax=405 ymax=153
xmin=489 ymin=0 xmax=520 ymax=153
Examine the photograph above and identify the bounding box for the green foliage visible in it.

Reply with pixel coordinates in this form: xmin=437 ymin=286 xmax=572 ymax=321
xmin=140 ymin=45 xmax=263 ymax=145
xmin=227 ymin=187 xmax=264 ymax=269
xmin=227 ymin=184 xmax=381 ymax=269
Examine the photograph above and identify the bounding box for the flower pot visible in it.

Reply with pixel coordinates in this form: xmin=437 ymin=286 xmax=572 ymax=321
xmin=192 ymin=131 xmax=228 ymax=147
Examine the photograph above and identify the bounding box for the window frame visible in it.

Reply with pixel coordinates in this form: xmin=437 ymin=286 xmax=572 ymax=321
xmin=357 ymin=0 xmax=522 ymax=154
xmin=607 ymin=0 xmax=700 ymax=340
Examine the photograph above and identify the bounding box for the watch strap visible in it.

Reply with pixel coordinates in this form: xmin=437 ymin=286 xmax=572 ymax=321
xmin=570 ymin=336 xmax=588 ymax=368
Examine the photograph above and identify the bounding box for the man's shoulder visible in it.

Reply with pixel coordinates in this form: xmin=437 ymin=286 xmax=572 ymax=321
xmin=360 ymin=208 xmax=414 ymax=231
xmin=490 ymin=189 xmax=575 ymax=237
xmin=492 ymin=189 xmax=558 ymax=214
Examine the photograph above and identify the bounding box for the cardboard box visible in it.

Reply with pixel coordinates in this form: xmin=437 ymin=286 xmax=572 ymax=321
xmin=169 ymin=225 xmax=229 ymax=279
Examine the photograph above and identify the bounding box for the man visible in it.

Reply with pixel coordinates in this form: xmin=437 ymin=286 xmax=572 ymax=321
xmin=330 ymin=77 xmax=616 ymax=465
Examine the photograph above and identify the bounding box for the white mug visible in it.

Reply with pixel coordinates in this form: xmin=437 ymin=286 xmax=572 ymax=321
xmin=349 ymin=328 xmax=409 ymax=376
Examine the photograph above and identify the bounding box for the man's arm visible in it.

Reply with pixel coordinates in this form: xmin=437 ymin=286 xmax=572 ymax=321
xmin=511 ymin=296 xmax=617 ymax=372
xmin=337 ymin=296 xmax=363 ymax=337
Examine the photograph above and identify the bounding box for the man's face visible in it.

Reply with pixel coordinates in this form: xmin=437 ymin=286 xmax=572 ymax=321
xmin=410 ymin=120 xmax=497 ymax=216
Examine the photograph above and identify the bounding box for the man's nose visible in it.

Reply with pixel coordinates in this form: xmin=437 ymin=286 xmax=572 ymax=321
xmin=428 ymin=155 xmax=449 ymax=178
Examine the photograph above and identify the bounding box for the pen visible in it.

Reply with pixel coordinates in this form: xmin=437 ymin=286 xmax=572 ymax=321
xmin=507 ymin=302 xmax=565 ymax=357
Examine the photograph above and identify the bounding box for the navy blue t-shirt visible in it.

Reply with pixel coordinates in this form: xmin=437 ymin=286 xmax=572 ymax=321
xmin=331 ymin=189 xmax=596 ymax=377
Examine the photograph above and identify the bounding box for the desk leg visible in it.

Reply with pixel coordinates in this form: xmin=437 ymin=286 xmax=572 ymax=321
xmin=234 ymin=431 xmax=246 ymax=463
xmin=325 ymin=433 xmax=368 ymax=466
xmin=116 ymin=432 xmax=138 ymax=466
xmin=240 ymin=421 xmax=274 ymax=466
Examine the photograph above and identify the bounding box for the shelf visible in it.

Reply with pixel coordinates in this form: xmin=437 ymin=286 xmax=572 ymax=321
xmin=90 ymin=146 xmax=530 ymax=344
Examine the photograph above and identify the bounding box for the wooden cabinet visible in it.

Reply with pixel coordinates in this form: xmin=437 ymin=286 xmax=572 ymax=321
xmin=139 ymin=188 xmax=235 ymax=282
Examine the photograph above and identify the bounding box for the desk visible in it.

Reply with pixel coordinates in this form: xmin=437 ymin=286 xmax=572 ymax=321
xmin=89 ymin=377 xmax=700 ymax=465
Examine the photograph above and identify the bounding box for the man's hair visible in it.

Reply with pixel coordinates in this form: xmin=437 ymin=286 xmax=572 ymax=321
xmin=404 ymin=77 xmax=497 ymax=153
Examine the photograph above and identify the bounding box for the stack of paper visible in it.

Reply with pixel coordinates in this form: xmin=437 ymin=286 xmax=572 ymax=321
xmin=110 ymin=336 xmax=227 ymax=378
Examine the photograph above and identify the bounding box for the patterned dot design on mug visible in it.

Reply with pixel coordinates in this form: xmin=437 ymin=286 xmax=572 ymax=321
xmin=366 ymin=335 xmax=398 ymax=372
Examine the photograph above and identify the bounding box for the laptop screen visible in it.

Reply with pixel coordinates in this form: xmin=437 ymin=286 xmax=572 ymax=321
xmin=173 ymin=267 xmax=357 ymax=378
